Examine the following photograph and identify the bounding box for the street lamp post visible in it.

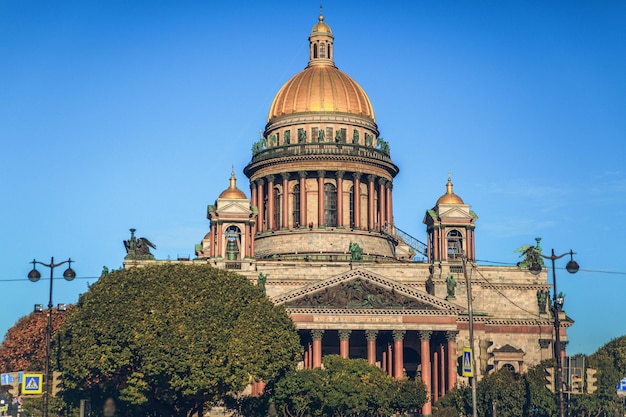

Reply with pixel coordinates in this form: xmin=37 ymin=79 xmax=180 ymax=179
xmin=529 ymin=249 xmax=579 ymax=417
xmin=28 ymin=257 xmax=75 ymax=417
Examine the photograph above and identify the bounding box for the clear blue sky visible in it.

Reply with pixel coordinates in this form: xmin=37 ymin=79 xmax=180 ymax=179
xmin=1 ymin=1 xmax=625 ymax=355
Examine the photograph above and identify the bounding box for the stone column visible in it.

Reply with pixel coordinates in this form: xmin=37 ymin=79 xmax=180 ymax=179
xmin=353 ymin=173 xmax=361 ymax=228
xmin=386 ymin=181 xmax=393 ymax=225
xmin=433 ymin=228 xmax=439 ymax=260
xmin=339 ymin=329 xmax=351 ymax=359
xmin=393 ymin=330 xmax=405 ymax=379
xmin=311 ymin=330 xmax=324 ymax=368
xmin=308 ymin=343 xmax=313 ymax=369
xmin=367 ymin=175 xmax=376 ymax=230
xmin=298 ymin=171 xmax=307 ymax=227
xmin=366 ymin=330 xmax=378 ymax=365
xmin=217 ymin=223 xmax=223 ymax=258
xmin=281 ymin=173 xmax=289 ymax=228
xmin=209 ymin=223 xmax=215 ymax=257
xmin=419 ymin=330 xmax=433 ymax=416
xmin=336 ymin=171 xmax=344 ymax=227
xmin=303 ymin=350 xmax=309 ymax=369
xmin=267 ymin=175 xmax=275 ymax=230
xmin=317 ymin=171 xmax=325 ymax=227
xmin=433 ymin=350 xmax=439 ymax=402
xmin=250 ymin=182 xmax=257 ymax=233
xmin=440 ymin=343 xmax=446 ymax=396
xmin=382 ymin=351 xmax=387 ymax=373
xmin=387 ymin=343 xmax=393 ymax=377
xmin=446 ymin=331 xmax=458 ymax=391
xmin=378 ymin=178 xmax=386 ymax=231
xmin=426 ymin=233 xmax=431 ymax=263
xmin=249 ymin=222 xmax=255 ymax=257
xmin=256 ymin=179 xmax=265 ymax=233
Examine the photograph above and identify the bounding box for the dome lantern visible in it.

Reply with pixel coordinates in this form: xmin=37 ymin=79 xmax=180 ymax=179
xmin=218 ymin=168 xmax=247 ymax=199
xmin=308 ymin=9 xmax=335 ymax=67
xmin=436 ymin=173 xmax=464 ymax=205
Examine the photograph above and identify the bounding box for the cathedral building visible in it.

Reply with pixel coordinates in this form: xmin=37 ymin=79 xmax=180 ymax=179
xmin=124 ymin=13 xmax=569 ymax=415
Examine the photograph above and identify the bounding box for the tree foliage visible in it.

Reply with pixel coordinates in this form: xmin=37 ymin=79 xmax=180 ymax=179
xmin=0 ymin=307 xmax=72 ymax=372
xmin=55 ymin=263 xmax=301 ymax=417
xmin=272 ymin=355 xmax=427 ymax=417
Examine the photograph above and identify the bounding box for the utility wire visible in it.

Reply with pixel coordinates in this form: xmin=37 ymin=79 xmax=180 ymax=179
xmin=476 ymin=259 xmax=626 ymax=275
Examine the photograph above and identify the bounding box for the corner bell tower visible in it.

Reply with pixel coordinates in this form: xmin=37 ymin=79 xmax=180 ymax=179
xmin=423 ymin=175 xmax=478 ymax=263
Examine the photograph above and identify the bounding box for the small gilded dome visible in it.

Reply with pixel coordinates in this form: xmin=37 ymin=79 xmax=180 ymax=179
xmin=312 ymin=15 xmax=332 ymax=33
xmin=436 ymin=175 xmax=464 ymax=205
xmin=219 ymin=170 xmax=247 ymax=199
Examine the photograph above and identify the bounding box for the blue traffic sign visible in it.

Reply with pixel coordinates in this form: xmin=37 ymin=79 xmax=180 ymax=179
xmin=0 ymin=373 xmax=15 ymax=385
xmin=618 ymin=378 xmax=626 ymax=391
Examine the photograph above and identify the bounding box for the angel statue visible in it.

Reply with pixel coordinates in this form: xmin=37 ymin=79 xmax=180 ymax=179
xmin=124 ymin=228 xmax=156 ymax=260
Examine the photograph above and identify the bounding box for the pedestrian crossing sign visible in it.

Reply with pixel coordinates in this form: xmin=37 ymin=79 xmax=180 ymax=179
xmin=462 ymin=347 xmax=474 ymax=377
xmin=22 ymin=373 xmax=43 ymax=395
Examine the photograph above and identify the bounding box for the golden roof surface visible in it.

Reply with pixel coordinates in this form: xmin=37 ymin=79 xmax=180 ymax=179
xmin=436 ymin=175 xmax=464 ymax=205
xmin=219 ymin=170 xmax=247 ymax=199
xmin=268 ymin=65 xmax=375 ymax=121
xmin=311 ymin=15 xmax=332 ymax=34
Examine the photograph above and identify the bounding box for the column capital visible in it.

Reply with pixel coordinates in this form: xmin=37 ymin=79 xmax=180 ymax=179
xmin=445 ymin=330 xmax=459 ymax=341
xmin=266 ymin=174 xmax=275 ymax=183
xmin=317 ymin=170 xmax=326 ymax=177
xmin=338 ymin=329 xmax=352 ymax=341
xmin=255 ymin=178 xmax=264 ymax=186
xmin=336 ymin=170 xmax=345 ymax=179
xmin=353 ymin=172 xmax=362 ymax=181
xmin=560 ymin=340 xmax=569 ymax=349
xmin=378 ymin=177 xmax=387 ymax=186
xmin=392 ymin=329 xmax=406 ymax=341
xmin=311 ymin=329 xmax=325 ymax=341
xmin=367 ymin=174 xmax=377 ymax=183
xmin=385 ymin=181 xmax=393 ymax=190
xmin=281 ymin=172 xmax=290 ymax=181
xmin=298 ymin=170 xmax=308 ymax=178
xmin=365 ymin=329 xmax=379 ymax=341
xmin=418 ymin=330 xmax=433 ymax=341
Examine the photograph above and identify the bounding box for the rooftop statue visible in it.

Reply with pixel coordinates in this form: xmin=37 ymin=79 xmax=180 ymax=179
xmin=124 ymin=228 xmax=156 ymax=260
xmin=516 ymin=237 xmax=545 ymax=270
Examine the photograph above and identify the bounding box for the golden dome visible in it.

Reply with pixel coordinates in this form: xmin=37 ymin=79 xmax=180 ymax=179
xmin=311 ymin=15 xmax=332 ymax=34
xmin=268 ymin=65 xmax=375 ymax=121
xmin=219 ymin=170 xmax=247 ymax=199
xmin=436 ymin=175 xmax=464 ymax=205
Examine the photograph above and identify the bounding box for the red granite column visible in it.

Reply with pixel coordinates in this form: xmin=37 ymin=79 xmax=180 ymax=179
xmin=433 ymin=350 xmax=439 ymax=402
xmin=440 ymin=343 xmax=446 ymax=396
xmin=367 ymin=175 xmax=376 ymax=230
xmin=299 ymin=171 xmax=307 ymax=227
xmin=339 ymin=329 xmax=351 ymax=359
xmin=303 ymin=350 xmax=309 ymax=369
xmin=250 ymin=182 xmax=257 ymax=233
xmin=336 ymin=171 xmax=344 ymax=227
xmin=446 ymin=331 xmax=458 ymax=391
xmin=387 ymin=343 xmax=393 ymax=377
xmin=433 ymin=228 xmax=439 ymax=260
xmin=311 ymin=330 xmax=324 ymax=368
xmin=267 ymin=175 xmax=275 ymax=230
xmin=393 ymin=330 xmax=405 ymax=379
xmin=386 ymin=181 xmax=393 ymax=225
xmin=250 ymin=222 xmax=255 ymax=257
xmin=366 ymin=330 xmax=378 ymax=365
xmin=317 ymin=171 xmax=325 ymax=227
xmin=256 ymin=179 xmax=265 ymax=232
xmin=209 ymin=223 xmax=215 ymax=257
xmin=353 ymin=173 xmax=361 ymax=228
xmin=217 ymin=223 xmax=223 ymax=258
xmin=281 ymin=173 xmax=289 ymax=228
xmin=419 ymin=331 xmax=433 ymax=416
xmin=382 ymin=351 xmax=387 ymax=373
xmin=308 ymin=343 xmax=313 ymax=369
xmin=378 ymin=178 xmax=386 ymax=231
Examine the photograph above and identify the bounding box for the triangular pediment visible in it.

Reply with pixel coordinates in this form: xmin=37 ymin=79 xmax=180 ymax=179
xmin=438 ymin=206 xmax=473 ymax=219
xmin=216 ymin=200 xmax=252 ymax=215
xmin=273 ymin=268 xmax=462 ymax=313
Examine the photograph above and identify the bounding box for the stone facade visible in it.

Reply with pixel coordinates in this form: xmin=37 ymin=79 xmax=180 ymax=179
xmin=123 ymin=12 xmax=570 ymax=416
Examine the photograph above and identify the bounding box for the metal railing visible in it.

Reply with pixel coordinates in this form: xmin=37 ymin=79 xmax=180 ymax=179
xmin=250 ymin=142 xmax=392 ymax=164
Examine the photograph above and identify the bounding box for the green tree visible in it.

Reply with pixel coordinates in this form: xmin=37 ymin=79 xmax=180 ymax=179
xmin=55 ymin=264 xmax=301 ymax=417
xmin=273 ymin=355 xmax=426 ymax=417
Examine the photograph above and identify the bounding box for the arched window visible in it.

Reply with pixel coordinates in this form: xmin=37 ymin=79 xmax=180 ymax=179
xmin=328 ymin=44 xmax=332 ymax=60
xmin=225 ymin=225 xmax=241 ymax=260
xmin=293 ymin=184 xmax=301 ymax=227
xmin=501 ymin=363 xmax=516 ymax=373
xmin=313 ymin=43 xmax=318 ymax=58
xmin=274 ymin=187 xmax=281 ymax=230
xmin=349 ymin=186 xmax=354 ymax=228
xmin=324 ymin=183 xmax=337 ymax=227
xmin=320 ymin=42 xmax=326 ymax=58
xmin=447 ymin=229 xmax=463 ymax=259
